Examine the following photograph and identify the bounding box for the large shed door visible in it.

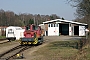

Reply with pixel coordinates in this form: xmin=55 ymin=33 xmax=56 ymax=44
xmin=79 ymin=26 xmax=85 ymax=36
xmin=48 ymin=24 xmax=59 ymax=36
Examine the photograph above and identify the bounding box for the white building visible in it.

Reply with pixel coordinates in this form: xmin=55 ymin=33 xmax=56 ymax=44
xmin=42 ymin=19 xmax=88 ymax=36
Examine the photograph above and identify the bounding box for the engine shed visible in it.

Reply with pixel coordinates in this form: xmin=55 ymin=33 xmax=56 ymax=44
xmin=42 ymin=19 xmax=88 ymax=36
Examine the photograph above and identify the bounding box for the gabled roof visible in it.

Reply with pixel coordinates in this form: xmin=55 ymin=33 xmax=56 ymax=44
xmin=43 ymin=19 xmax=88 ymax=25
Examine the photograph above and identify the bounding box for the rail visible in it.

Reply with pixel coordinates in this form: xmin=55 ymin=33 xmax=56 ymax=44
xmin=0 ymin=45 xmax=32 ymax=60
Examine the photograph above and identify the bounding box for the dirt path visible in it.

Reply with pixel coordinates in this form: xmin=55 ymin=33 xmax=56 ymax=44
xmin=0 ymin=41 xmax=20 ymax=54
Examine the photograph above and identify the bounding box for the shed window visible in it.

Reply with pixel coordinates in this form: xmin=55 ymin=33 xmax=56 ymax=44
xmin=48 ymin=24 xmax=50 ymax=27
xmin=54 ymin=24 xmax=55 ymax=27
xmin=51 ymin=24 xmax=53 ymax=27
xmin=56 ymin=24 xmax=58 ymax=27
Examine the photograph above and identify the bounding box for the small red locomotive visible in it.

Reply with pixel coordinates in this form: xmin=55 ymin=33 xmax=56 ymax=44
xmin=20 ymin=24 xmax=43 ymax=45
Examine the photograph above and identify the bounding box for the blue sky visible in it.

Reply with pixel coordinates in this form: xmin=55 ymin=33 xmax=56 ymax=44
xmin=0 ymin=0 xmax=76 ymax=20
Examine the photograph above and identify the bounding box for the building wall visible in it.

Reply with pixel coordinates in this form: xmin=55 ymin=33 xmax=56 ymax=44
xmin=48 ymin=23 xmax=59 ymax=36
xmin=79 ymin=26 xmax=85 ymax=36
xmin=0 ymin=27 xmax=7 ymax=36
xmin=45 ymin=24 xmax=48 ymax=31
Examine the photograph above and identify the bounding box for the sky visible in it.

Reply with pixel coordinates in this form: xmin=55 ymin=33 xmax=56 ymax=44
xmin=0 ymin=0 xmax=76 ymax=20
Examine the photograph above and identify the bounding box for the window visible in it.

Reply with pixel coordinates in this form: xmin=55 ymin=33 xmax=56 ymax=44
xmin=16 ymin=28 xmax=22 ymax=30
xmin=26 ymin=26 xmax=30 ymax=30
xmin=8 ymin=29 xmax=14 ymax=34
xmin=51 ymin=24 xmax=53 ymax=27
xmin=56 ymin=24 xmax=58 ymax=27
xmin=54 ymin=24 xmax=55 ymax=27
xmin=48 ymin=24 xmax=50 ymax=27
xmin=33 ymin=25 xmax=38 ymax=30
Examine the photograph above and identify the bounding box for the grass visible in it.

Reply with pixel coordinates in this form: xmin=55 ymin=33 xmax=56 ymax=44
xmin=0 ymin=36 xmax=6 ymax=39
xmin=85 ymin=47 xmax=90 ymax=60
xmin=72 ymin=36 xmax=90 ymax=60
xmin=77 ymin=44 xmax=90 ymax=60
xmin=75 ymin=36 xmax=90 ymax=60
xmin=31 ymin=41 xmax=79 ymax=60
xmin=82 ymin=36 xmax=90 ymax=60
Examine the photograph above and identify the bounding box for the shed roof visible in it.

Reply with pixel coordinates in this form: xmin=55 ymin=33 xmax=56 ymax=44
xmin=43 ymin=19 xmax=88 ymax=25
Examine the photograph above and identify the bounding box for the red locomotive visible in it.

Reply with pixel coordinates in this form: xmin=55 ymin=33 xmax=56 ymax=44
xmin=20 ymin=24 xmax=43 ymax=45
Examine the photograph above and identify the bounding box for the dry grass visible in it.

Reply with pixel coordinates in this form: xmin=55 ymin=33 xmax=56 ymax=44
xmin=0 ymin=40 xmax=19 ymax=47
xmin=75 ymin=36 xmax=90 ymax=60
xmin=31 ymin=41 xmax=78 ymax=60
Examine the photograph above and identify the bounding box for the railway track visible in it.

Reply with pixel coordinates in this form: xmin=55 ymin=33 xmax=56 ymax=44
xmin=0 ymin=45 xmax=32 ymax=60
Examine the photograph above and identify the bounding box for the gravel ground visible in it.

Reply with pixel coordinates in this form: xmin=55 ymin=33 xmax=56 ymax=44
xmin=0 ymin=41 xmax=20 ymax=54
xmin=0 ymin=40 xmax=8 ymax=44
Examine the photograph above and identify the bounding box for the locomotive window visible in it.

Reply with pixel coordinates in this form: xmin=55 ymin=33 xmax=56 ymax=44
xmin=26 ymin=26 xmax=30 ymax=30
xmin=35 ymin=26 xmax=38 ymax=30
xmin=33 ymin=25 xmax=38 ymax=30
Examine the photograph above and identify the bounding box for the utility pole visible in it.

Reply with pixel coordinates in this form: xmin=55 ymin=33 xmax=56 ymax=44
xmin=34 ymin=17 xmax=35 ymax=25
xmin=37 ymin=20 xmax=38 ymax=25
xmin=23 ymin=15 xmax=24 ymax=24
